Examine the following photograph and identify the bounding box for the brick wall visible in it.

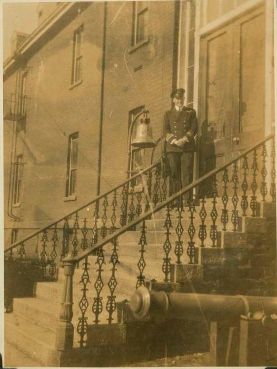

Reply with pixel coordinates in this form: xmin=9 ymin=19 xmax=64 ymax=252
xmin=3 ymin=1 xmax=177 ymax=244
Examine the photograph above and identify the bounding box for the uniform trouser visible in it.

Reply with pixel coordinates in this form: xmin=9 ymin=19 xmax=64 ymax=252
xmin=167 ymin=151 xmax=194 ymax=201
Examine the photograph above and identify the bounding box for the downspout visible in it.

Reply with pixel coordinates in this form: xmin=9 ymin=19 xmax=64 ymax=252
xmin=171 ymin=0 xmax=181 ymax=93
xmin=7 ymin=72 xmax=20 ymax=221
xmin=96 ymin=1 xmax=107 ymax=197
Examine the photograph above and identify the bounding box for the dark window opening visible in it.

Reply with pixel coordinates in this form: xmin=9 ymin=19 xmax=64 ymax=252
xmin=65 ymin=132 xmax=79 ymax=197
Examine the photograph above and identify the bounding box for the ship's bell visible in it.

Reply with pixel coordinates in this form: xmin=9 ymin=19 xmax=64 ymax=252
xmin=132 ymin=114 xmax=156 ymax=149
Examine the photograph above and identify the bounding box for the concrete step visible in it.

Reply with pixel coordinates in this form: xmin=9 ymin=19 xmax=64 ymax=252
xmin=5 ymin=311 xmax=56 ymax=366
xmin=260 ymin=201 xmax=276 ymax=218
xmin=4 ymin=340 xmax=43 ymax=367
xmin=13 ymin=297 xmax=59 ymax=331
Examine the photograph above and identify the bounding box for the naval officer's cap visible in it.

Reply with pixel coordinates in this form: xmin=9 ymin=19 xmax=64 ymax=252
xmin=170 ymin=88 xmax=185 ymax=99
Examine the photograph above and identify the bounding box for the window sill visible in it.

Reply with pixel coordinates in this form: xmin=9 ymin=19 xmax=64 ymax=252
xmin=64 ymin=195 xmax=77 ymax=202
xmin=69 ymin=79 xmax=83 ymax=90
xmin=128 ymin=38 xmax=150 ymax=54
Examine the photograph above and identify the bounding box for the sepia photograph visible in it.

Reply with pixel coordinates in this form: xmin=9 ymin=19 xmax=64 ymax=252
xmin=2 ymin=0 xmax=277 ymax=367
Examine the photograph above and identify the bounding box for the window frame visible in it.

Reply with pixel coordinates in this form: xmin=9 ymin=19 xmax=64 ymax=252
xmin=71 ymin=25 xmax=84 ymax=86
xmin=65 ymin=132 xmax=79 ymax=199
xmin=128 ymin=106 xmax=145 ymax=178
xmin=132 ymin=2 xmax=149 ymax=47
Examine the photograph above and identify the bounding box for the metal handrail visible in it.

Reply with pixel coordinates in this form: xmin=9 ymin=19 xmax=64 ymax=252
xmin=4 ymin=159 xmax=161 ymax=255
xmin=64 ymin=133 xmax=275 ymax=264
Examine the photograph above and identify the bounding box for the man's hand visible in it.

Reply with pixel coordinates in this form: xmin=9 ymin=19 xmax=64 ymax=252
xmin=172 ymin=139 xmax=183 ymax=147
xmin=175 ymin=136 xmax=189 ymax=146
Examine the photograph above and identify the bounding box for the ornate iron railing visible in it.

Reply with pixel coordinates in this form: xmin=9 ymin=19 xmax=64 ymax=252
xmin=57 ymin=134 xmax=275 ymax=348
xmin=4 ymin=158 xmax=168 ymax=279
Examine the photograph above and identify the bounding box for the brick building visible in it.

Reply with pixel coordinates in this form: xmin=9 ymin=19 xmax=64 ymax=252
xmin=3 ymin=1 xmax=276 ymax=366
xmin=3 ymin=0 xmax=275 ymax=244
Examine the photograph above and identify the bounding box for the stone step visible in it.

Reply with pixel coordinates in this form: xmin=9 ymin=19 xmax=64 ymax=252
xmin=5 ymin=311 xmax=56 ymax=366
xmin=12 ymin=297 xmax=59 ymax=331
xmin=250 ymin=253 xmax=276 ymax=267
xmin=260 ymin=201 xmax=276 ymax=218
xmin=4 ymin=340 xmax=43 ymax=367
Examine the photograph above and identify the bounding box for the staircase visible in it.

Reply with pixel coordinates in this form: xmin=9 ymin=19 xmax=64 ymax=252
xmin=4 ymin=134 xmax=277 ymax=367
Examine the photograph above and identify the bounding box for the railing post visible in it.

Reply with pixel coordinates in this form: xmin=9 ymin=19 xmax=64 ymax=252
xmin=56 ymin=261 xmax=75 ymax=352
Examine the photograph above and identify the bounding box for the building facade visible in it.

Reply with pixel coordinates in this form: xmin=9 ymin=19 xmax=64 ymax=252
xmin=3 ymin=0 xmax=275 ymax=246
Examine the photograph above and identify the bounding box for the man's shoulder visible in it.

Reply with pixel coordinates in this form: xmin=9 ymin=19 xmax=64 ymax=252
xmin=184 ymin=106 xmax=196 ymax=114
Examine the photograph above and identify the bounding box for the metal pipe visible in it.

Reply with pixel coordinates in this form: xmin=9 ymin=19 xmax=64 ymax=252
xmin=130 ymin=287 xmax=277 ymax=321
xmin=96 ymin=2 xmax=107 ymax=197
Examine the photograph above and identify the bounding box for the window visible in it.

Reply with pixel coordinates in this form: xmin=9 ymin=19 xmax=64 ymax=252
xmin=129 ymin=106 xmax=145 ymax=178
xmin=132 ymin=2 xmax=148 ymax=46
xmin=71 ymin=26 xmax=83 ymax=85
xmin=65 ymin=133 xmax=79 ymax=197
xmin=11 ymin=228 xmax=18 ymax=244
xmin=13 ymin=154 xmax=23 ymax=205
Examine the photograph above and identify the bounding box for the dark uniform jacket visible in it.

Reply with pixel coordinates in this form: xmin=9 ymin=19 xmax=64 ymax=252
xmin=163 ymin=106 xmax=198 ymax=153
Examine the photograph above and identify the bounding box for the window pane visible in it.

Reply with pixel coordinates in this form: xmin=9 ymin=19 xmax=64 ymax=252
xmin=71 ymin=137 xmax=78 ymax=168
xmin=70 ymin=169 xmax=77 ymax=195
xmin=240 ymin=14 xmax=265 ymax=132
xmin=75 ymin=32 xmax=81 ymax=57
xmin=72 ymin=27 xmax=83 ymax=83
xmin=75 ymin=56 xmax=82 ymax=82
xmin=137 ymin=11 xmax=146 ymax=42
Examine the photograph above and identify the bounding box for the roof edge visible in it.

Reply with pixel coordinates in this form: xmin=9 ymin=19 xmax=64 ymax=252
xmin=4 ymin=2 xmax=76 ymax=75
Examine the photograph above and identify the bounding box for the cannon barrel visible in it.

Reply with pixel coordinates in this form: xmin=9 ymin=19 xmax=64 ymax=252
xmin=130 ymin=286 xmax=277 ymax=321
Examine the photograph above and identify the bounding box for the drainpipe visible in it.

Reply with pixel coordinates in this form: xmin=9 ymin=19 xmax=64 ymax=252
xmin=171 ymin=0 xmax=181 ymax=93
xmin=96 ymin=2 xmax=107 ymax=197
xmin=7 ymin=72 xmax=20 ymax=221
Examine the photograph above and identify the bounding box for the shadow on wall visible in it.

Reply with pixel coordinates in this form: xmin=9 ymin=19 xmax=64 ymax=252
xmin=198 ymin=120 xmax=216 ymax=198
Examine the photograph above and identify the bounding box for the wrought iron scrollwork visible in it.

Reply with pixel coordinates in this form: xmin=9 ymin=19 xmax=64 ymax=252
xmin=231 ymin=161 xmax=239 ymax=231
xmin=187 ymin=199 xmax=196 ymax=263
xmin=49 ymin=224 xmax=58 ymax=279
xmin=120 ymin=183 xmax=128 ymax=226
xmin=71 ymin=213 xmax=79 ymax=256
xmin=18 ymin=241 xmax=26 ymax=259
xmin=106 ymin=238 xmax=119 ymax=324
xmin=100 ymin=196 xmax=108 ymax=238
xmin=210 ymin=176 xmax=218 ymax=247
xmin=250 ymin=149 xmax=258 ymax=217
xmin=241 ymin=156 xmax=249 ymax=216
xmin=153 ymin=165 xmax=161 ymax=207
xmin=77 ymin=256 xmax=90 ymax=347
xmin=199 ymin=196 xmax=207 ymax=248
xmin=137 ymin=220 xmax=147 ymax=288
xmin=221 ymin=168 xmax=229 ymax=231
xmin=128 ymin=185 xmax=136 ymax=224
xmin=110 ymin=190 xmax=117 ymax=233
xmin=81 ymin=218 xmax=89 ymax=251
xmin=270 ymin=140 xmax=276 ymax=202
xmin=92 ymin=246 xmax=105 ymax=324
xmin=175 ymin=198 xmax=184 ymax=264
xmin=40 ymin=230 xmax=48 ymax=264
xmin=162 ymin=204 xmax=172 ymax=281
xmin=260 ymin=143 xmax=268 ymax=202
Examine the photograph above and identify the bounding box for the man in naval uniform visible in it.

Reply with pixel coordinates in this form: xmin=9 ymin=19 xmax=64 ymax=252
xmin=163 ymin=88 xmax=198 ymax=198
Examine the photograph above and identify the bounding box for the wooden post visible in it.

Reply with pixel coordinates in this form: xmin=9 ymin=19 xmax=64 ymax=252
xmin=55 ymin=261 xmax=75 ymax=352
xmin=239 ymin=316 xmax=267 ymax=366
xmin=210 ymin=321 xmax=239 ymax=366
